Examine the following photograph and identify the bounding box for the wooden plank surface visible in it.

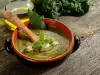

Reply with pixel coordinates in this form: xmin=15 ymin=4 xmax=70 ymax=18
xmin=0 ymin=0 xmax=100 ymax=75
xmin=57 ymin=0 xmax=100 ymax=40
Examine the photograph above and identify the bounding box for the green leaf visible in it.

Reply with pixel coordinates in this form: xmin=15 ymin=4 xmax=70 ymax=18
xmin=42 ymin=0 xmax=62 ymax=18
xmin=33 ymin=31 xmax=53 ymax=49
xmin=28 ymin=9 xmax=46 ymax=29
xmin=43 ymin=39 xmax=52 ymax=44
xmin=39 ymin=31 xmax=45 ymax=41
xmin=33 ymin=40 xmax=42 ymax=48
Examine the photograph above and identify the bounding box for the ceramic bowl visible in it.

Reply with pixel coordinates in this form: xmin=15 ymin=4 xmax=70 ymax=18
xmin=11 ymin=18 xmax=74 ymax=63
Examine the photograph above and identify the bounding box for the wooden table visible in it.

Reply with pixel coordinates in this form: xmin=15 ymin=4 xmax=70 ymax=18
xmin=0 ymin=0 xmax=100 ymax=75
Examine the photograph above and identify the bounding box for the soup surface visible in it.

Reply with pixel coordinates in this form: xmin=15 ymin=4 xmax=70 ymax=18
xmin=16 ymin=30 xmax=69 ymax=59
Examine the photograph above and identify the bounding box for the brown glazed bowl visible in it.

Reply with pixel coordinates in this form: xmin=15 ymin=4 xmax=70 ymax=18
xmin=11 ymin=18 xmax=74 ymax=63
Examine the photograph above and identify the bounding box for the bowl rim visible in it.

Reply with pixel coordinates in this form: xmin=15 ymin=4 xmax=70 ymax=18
xmin=11 ymin=18 xmax=74 ymax=63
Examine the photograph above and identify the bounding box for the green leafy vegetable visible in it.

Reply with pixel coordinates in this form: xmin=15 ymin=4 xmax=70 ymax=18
xmin=27 ymin=9 xmax=46 ymax=29
xmin=61 ymin=0 xmax=90 ymax=16
xmin=42 ymin=0 xmax=62 ymax=18
xmin=31 ymin=0 xmax=90 ymax=18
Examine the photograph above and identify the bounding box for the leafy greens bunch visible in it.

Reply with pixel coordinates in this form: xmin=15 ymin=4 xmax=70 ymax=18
xmin=31 ymin=0 xmax=90 ymax=18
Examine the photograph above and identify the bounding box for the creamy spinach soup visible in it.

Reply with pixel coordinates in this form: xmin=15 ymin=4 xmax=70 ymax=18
xmin=16 ymin=30 xmax=69 ymax=59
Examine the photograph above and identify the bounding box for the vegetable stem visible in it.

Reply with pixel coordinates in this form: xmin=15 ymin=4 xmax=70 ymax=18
xmin=3 ymin=9 xmax=39 ymax=42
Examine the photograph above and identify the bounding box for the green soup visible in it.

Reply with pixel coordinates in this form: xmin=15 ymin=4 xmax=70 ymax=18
xmin=16 ymin=30 xmax=69 ymax=59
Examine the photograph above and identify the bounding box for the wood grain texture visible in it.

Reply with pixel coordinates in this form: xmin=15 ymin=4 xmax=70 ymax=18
xmin=41 ymin=30 xmax=100 ymax=75
xmin=57 ymin=0 xmax=100 ymax=41
xmin=0 ymin=0 xmax=100 ymax=75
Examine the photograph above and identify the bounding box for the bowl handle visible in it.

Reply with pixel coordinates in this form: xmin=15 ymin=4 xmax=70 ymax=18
xmin=5 ymin=38 xmax=14 ymax=54
xmin=72 ymin=36 xmax=80 ymax=53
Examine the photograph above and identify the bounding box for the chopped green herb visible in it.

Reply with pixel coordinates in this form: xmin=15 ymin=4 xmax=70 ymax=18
xmin=39 ymin=31 xmax=45 ymax=41
xmin=32 ymin=31 xmax=53 ymax=51
xmin=33 ymin=40 xmax=42 ymax=48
